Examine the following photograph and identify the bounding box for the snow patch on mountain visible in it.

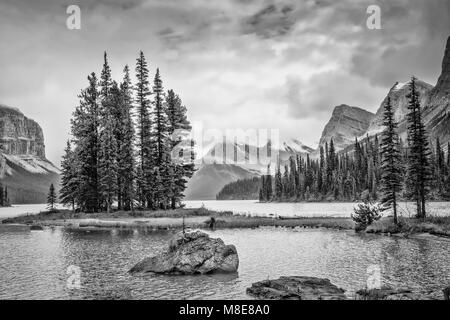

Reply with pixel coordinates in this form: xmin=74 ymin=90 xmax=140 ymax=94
xmin=3 ymin=154 xmax=60 ymax=175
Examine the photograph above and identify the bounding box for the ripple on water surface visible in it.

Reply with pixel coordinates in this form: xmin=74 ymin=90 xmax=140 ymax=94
xmin=0 ymin=227 xmax=449 ymax=299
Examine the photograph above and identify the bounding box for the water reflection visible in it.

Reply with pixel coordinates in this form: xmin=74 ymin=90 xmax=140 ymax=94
xmin=0 ymin=227 xmax=449 ymax=299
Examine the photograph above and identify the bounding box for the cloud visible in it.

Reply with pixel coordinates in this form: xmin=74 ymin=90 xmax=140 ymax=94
xmin=0 ymin=0 xmax=449 ymax=165
xmin=242 ymin=3 xmax=297 ymax=38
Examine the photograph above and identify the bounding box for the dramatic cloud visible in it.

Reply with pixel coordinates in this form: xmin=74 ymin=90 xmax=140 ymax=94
xmin=0 ymin=0 xmax=448 ymax=165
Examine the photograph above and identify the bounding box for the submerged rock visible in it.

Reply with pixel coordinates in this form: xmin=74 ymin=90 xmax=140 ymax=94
xmin=129 ymin=230 xmax=239 ymax=274
xmin=246 ymin=276 xmax=347 ymax=300
xmin=356 ymin=287 xmax=433 ymax=300
xmin=443 ymin=287 xmax=450 ymax=300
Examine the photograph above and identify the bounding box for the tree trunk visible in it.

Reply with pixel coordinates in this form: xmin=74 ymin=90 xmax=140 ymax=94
xmin=393 ymin=192 xmax=398 ymax=225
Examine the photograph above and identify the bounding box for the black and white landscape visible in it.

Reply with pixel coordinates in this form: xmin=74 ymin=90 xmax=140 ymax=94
xmin=1 ymin=0 xmax=450 ymax=303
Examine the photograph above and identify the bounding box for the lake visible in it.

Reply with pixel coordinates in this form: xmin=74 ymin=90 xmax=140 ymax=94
xmin=184 ymin=200 xmax=450 ymax=218
xmin=1 ymin=201 xmax=449 ymax=221
xmin=1 ymin=201 xmax=449 ymax=300
xmin=1 ymin=226 xmax=449 ymax=300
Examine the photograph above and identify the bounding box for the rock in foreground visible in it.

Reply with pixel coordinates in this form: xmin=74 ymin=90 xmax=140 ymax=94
xmin=356 ymin=287 xmax=437 ymax=300
xmin=246 ymin=276 xmax=347 ymax=300
xmin=129 ymin=230 xmax=239 ymax=274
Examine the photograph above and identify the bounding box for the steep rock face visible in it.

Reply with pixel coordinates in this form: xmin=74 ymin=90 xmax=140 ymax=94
xmin=366 ymin=80 xmax=433 ymax=141
xmin=318 ymin=104 xmax=375 ymax=150
xmin=366 ymin=37 xmax=449 ymax=147
xmin=0 ymin=104 xmax=45 ymax=158
xmin=0 ymin=104 xmax=59 ymax=204
xmin=431 ymin=36 xmax=450 ymax=99
xmin=424 ymin=36 xmax=450 ymax=147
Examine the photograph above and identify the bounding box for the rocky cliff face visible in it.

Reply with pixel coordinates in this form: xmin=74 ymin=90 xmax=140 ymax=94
xmin=366 ymin=80 xmax=434 ymax=141
xmin=318 ymin=104 xmax=375 ymax=151
xmin=431 ymin=36 xmax=450 ymax=99
xmin=0 ymin=104 xmax=59 ymax=204
xmin=326 ymin=36 xmax=449 ymax=153
xmin=424 ymin=36 xmax=450 ymax=148
xmin=0 ymin=104 xmax=45 ymax=158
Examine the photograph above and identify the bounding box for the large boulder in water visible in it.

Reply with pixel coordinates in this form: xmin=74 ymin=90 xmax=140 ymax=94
xmin=129 ymin=230 xmax=239 ymax=274
xmin=246 ymin=276 xmax=347 ymax=300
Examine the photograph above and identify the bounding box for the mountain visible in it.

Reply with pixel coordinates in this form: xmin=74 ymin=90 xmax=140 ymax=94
xmin=0 ymin=104 xmax=60 ymax=204
xmin=365 ymin=36 xmax=450 ymax=149
xmin=185 ymin=138 xmax=313 ymax=200
xmin=365 ymin=80 xmax=434 ymax=142
xmin=185 ymin=163 xmax=257 ymax=200
xmin=318 ymin=104 xmax=375 ymax=151
xmin=189 ymin=36 xmax=450 ymax=201
xmin=423 ymin=36 xmax=450 ymax=150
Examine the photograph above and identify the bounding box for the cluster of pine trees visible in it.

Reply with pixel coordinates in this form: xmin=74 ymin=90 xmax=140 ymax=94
xmin=257 ymin=77 xmax=450 ymax=218
xmin=0 ymin=182 xmax=9 ymax=206
xmin=60 ymin=52 xmax=195 ymax=213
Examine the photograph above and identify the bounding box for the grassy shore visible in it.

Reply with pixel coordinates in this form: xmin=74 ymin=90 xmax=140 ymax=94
xmin=3 ymin=207 xmax=450 ymax=237
xmin=1 ymin=207 xmax=355 ymax=231
xmin=366 ymin=216 xmax=450 ymax=237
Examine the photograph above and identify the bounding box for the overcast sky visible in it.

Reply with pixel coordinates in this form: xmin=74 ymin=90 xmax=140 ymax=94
xmin=0 ymin=0 xmax=449 ymax=166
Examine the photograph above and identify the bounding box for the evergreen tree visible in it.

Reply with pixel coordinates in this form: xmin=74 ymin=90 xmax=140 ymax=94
xmin=274 ymin=161 xmax=283 ymax=200
xmin=71 ymin=72 xmax=101 ymax=212
xmin=118 ymin=65 xmax=136 ymax=211
xmin=380 ymin=96 xmax=403 ymax=224
xmin=98 ymin=83 xmax=120 ymax=213
xmin=134 ymin=51 xmax=153 ymax=208
xmin=406 ymin=76 xmax=432 ymax=218
xmin=59 ymin=140 xmax=78 ymax=211
xmin=165 ymin=89 xmax=196 ymax=209
xmin=0 ymin=183 xmax=4 ymax=206
xmin=47 ymin=183 xmax=57 ymax=212
xmin=152 ymin=68 xmax=168 ymax=166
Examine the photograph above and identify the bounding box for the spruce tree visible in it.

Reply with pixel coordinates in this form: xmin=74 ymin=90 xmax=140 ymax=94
xmin=406 ymin=76 xmax=432 ymax=218
xmin=165 ymin=89 xmax=196 ymax=209
xmin=152 ymin=68 xmax=168 ymax=166
xmin=98 ymin=83 xmax=120 ymax=213
xmin=134 ymin=51 xmax=153 ymax=208
xmin=274 ymin=161 xmax=283 ymax=200
xmin=380 ymin=96 xmax=403 ymax=224
xmin=118 ymin=65 xmax=136 ymax=211
xmin=47 ymin=183 xmax=57 ymax=212
xmin=59 ymin=140 xmax=78 ymax=211
xmin=71 ymin=72 xmax=101 ymax=212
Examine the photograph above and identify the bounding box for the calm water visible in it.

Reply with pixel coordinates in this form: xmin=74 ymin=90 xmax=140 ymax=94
xmin=1 ymin=201 xmax=449 ymax=220
xmin=0 ymin=204 xmax=65 ymax=220
xmin=184 ymin=200 xmax=450 ymax=218
xmin=1 ymin=227 xmax=449 ymax=300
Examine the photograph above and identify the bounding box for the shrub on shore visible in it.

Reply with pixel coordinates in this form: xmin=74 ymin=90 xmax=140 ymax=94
xmin=351 ymin=201 xmax=382 ymax=232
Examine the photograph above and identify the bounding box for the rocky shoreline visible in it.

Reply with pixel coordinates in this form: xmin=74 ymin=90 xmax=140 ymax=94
xmin=246 ymin=276 xmax=450 ymax=300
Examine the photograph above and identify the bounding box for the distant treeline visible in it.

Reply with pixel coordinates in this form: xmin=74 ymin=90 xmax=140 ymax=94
xmin=219 ymin=134 xmax=449 ymax=203
xmin=60 ymin=52 xmax=195 ymax=213
xmin=259 ymin=78 xmax=449 ymax=219
xmin=216 ymin=177 xmax=260 ymax=200
xmin=0 ymin=182 xmax=9 ymax=206
xmin=219 ymin=80 xmax=450 ymax=213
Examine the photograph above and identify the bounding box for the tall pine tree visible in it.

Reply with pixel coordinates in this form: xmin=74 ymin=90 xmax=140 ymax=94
xmin=380 ymin=95 xmax=403 ymax=224
xmin=406 ymin=76 xmax=432 ymax=218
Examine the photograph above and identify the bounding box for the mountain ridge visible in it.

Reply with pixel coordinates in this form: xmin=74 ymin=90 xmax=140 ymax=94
xmin=0 ymin=104 xmax=60 ymax=204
